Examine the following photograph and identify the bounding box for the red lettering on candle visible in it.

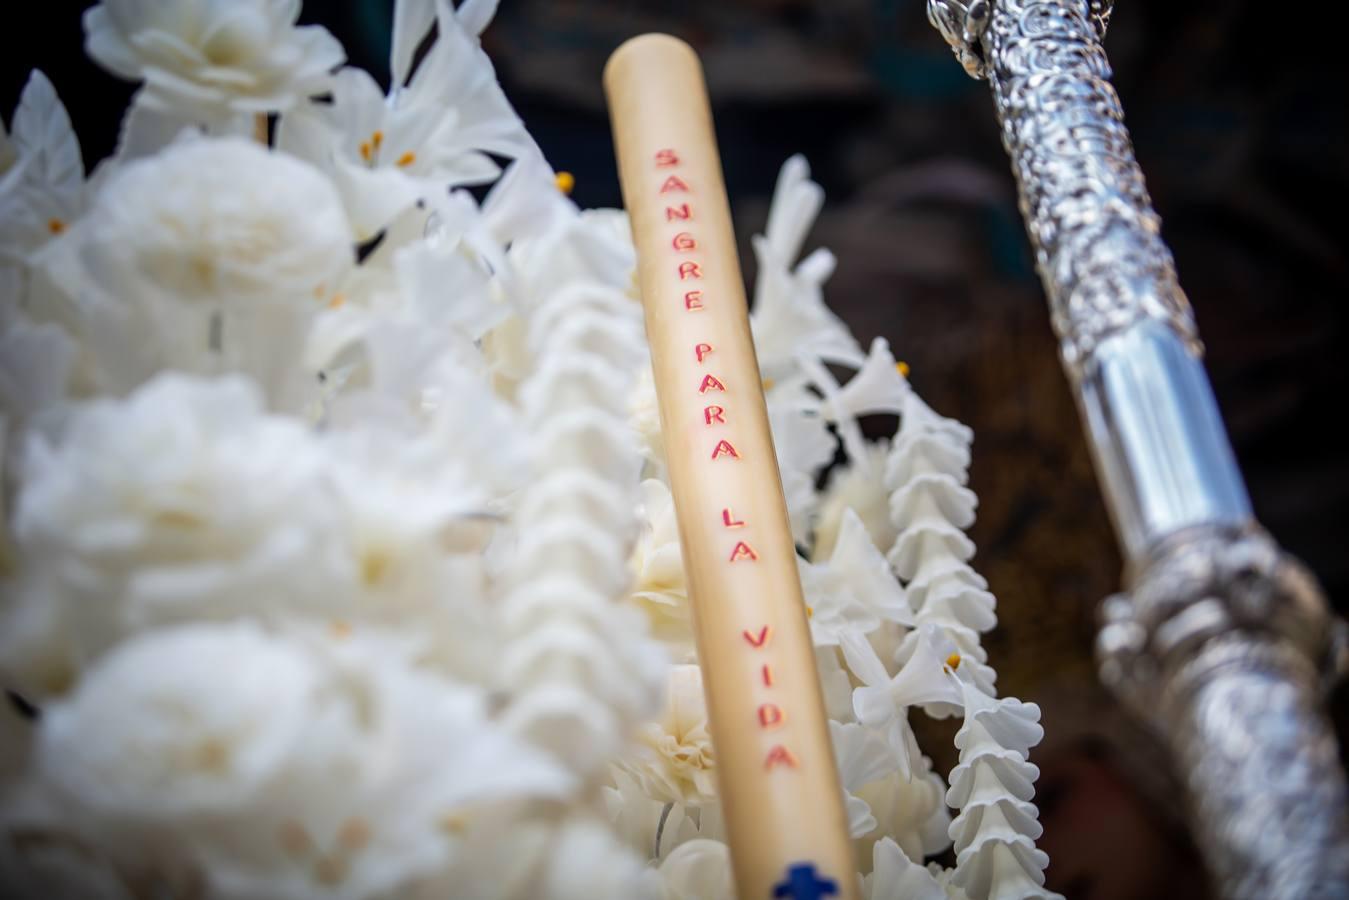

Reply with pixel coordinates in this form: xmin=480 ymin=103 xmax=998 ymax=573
xmin=729 ymin=540 xmax=758 ymax=561
xmin=659 ymin=175 xmax=690 ymax=193
xmin=678 ymin=261 xmax=702 ymax=280
xmin=655 ymin=149 xmax=680 ymax=167
xmin=699 ymin=374 xmax=726 ymax=394
xmin=672 ymin=232 xmax=697 ymax=251
xmin=684 ymin=290 xmax=704 ymax=311
xmin=666 ymin=204 xmax=691 ymax=221
xmin=762 ymin=664 xmax=774 ymax=686
xmin=764 ymin=745 xmax=799 ymax=770
xmin=704 ymin=405 xmax=726 ymax=425
xmin=758 ymin=704 xmax=785 ymax=729
xmin=711 ymin=440 xmax=741 ymax=461
xmin=722 ymin=508 xmax=745 ymax=528
xmin=743 ymin=626 xmax=771 ymax=648
xmin=695 ymin=343 xmax=714 ymax=363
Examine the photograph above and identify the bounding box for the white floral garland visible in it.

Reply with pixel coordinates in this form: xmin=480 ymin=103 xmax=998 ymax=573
xmin=0 ymin=2 xmax=1059 ymax=898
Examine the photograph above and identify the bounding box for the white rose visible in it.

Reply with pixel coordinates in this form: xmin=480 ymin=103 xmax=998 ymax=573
xmin=36 ymin=623 xmax=322 ymax=818
xmin=82 ymin=137 xmax=350 ymax=307
xmin=657 ymin=839 xmax=734 ymax=900
xmin=83 ymin=0 xmax=344 ymax=122
xmin=2 ymin=374 xmax=348 ymax=693
xmin=66 ymin=137 xmax=352 ymax=399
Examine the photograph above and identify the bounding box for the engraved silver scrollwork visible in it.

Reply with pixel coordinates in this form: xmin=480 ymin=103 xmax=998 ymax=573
xmin=929 ymin=0 xmax=1113 ymax=81
xmin=983 ymin=0 xmax=1197 ymax=375
xmin=925 ymin=1 xmax=1349 ymax=896
xmin=1099 ymin=528 xmax=1349 ymax=899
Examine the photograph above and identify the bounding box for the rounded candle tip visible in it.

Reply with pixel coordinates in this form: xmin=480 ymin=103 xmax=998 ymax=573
xmin=603 ymin=33 xmax=700 ymax=92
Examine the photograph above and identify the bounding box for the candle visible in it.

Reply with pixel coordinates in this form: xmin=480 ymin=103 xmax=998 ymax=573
xmin=604 ymin=34 xmax=857 ymax=900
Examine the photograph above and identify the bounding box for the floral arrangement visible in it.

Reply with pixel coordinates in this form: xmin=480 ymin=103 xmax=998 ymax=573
xmin=0 ymin=2 xmax=1059 ymax=898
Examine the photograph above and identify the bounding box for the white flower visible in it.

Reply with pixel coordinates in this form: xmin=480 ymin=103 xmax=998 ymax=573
xmin=817 ymin=508 xmax=914 ymax=626
xmin=59 ymin=137 xmax=353 ymax=402
xmin=81 ymin=137 xmax=351 ymax=305
xmin=841 ymin=625 xmax=963 ymax=779
xmin=630 ymin=365 xmax=667 ymax=476
xmin=38 ymin=624 xmax=574 ymax=898
xmin=947 ymin=682 xmax=1055 ymax=900
xmin=750 ymin=156 xmax=864 ymax=381
xmin=36 ymin=623 xmax=322 ymax=818
xmin=831 ymin=721 xmax=900 ymax=837
xmin=621 ymin=665 xmax=717 ymax=807
xmin=657 ymin=838 xmax=734 ymax=900
xmin=0 ymin=314 xmax=76 ymax=428
xmin=864 ymin=837 xmax=945 ymax=900
xmin=854 ymin=764 xmax=953 ymax=866
xmin=813 ymin=442 xmax=898 ymax=563
xmin=0 ymin=71 xmax=85 ymax=263
xmin=767 ymin=387 xmax=839 ymax=542
xmin=1 ymin=374 xmax=347 ymax=693
xmin=832 ymin=338 xmax=911 ymax=419
xmin=83 ymin=0 xmax=344 ymax=124
xmin=800 ymin=556 xmax=880 ymax=647
xmin=816 ymin=646 xmax=857 ymax=722
xmin=630 ymin=479 xmax=693 ymax=651
xmin=277 ymin=0 xmax=527 ymax=238
xmin=534 ymin=817 xmax=656 ymax=900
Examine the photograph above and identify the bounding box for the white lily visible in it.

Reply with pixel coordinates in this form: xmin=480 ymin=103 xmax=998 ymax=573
xmin=841 ymin=625 xmax=963 ymax=779
xmin=83 ymin=0 xmax=344 ymax=125
xmin=0 ymin=72 xmax=85 ymax=266
xmin=278 ymin=0 xmax=526 ymax=239
xmin=830 ymin=720 xmax=900 ymax=837
xmin=863 ymin=837 xmax=946 ymax=900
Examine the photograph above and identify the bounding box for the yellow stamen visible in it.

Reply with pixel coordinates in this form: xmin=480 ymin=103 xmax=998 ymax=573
xmin=359 ymin=142 xmax=372 ymax=162
xmin=314 ymin=856 xmax=347 ymax=886
xmin=277 ymin=820 xmax=312 ymax=857
xmin=361 ymin=552 xmax=389 ymax=586
xmin=554 ymin=171 xmax=575 ymax=195
xmin=327 ymin=293 xmax=345 ymax=310
xmin=329 ymin=620 xmax=352 ymax=639
xmin=762 ymin=377 xmax=775 ymax=391
xmin=337 ymin=817 xmax=371 ymax=852
xmin=194 ymin=739 xmax=229 ymax=772
xmin=371 ymin=130 xmax=384 ymax=150
xmin=396 ymin=151 xmax=416 ymax=167
xmin=439 ymin=814 xmax=469 ymax=834
xmin=805 ymin=605 xmax=814 ymax=618
xmin=47 ymin=218 xmax=65 ymax=235
xmin=896 ymin=361 xmax=911 ymax=378
xmin=945 ymin=652 xmax=962 ymax=669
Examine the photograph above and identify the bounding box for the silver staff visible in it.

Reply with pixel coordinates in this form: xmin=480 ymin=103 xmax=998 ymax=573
xmin=926 ymin=2 xmax=1349 ymax=897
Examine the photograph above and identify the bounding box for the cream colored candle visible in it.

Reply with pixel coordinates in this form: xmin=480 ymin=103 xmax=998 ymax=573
xmin=605 ymin=34 xmax=857 ymax=900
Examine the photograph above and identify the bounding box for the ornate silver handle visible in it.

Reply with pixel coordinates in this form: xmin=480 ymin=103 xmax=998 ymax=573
xmin=927 ymin=2 xmax=1349 ymax=897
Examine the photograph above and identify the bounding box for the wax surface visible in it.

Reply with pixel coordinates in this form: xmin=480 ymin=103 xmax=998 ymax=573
xmin=605 ymin=33 xmax=857 ymax=900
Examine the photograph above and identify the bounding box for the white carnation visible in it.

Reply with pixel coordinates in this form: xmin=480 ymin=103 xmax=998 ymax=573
xmin=83 ymin=0 xmax=344 ymax=123
xmin=84 ymin=137 xmax=350 ymax=304
xmin=1 ymin=374 xmax=347 ymax=693
xmin=657 ymin=838 xmax=734 ymax=900
xmin=621 ymin=665 xmax=717 ymax=807
xmin=629 ymin=479 xmax=692 ymax=653
xmin=36 ymin=622 xmax=321 ymax=818
xmin=64 ymin=138 xmax=352 ymax=399
xmin=36 ymin=624 xmax=574 ymax=898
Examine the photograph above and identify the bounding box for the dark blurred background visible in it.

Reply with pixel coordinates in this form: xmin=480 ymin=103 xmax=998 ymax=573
xmin=7 ymin=2 xmax=1348 ymax=897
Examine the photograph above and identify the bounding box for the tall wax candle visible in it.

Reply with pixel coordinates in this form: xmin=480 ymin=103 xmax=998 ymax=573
xmin=604 ymin=34 xmax=857 ymax=900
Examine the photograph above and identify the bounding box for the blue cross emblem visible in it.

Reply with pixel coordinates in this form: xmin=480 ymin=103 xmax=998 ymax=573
xmin=772 ymin=863 xmax=839 ymax=899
